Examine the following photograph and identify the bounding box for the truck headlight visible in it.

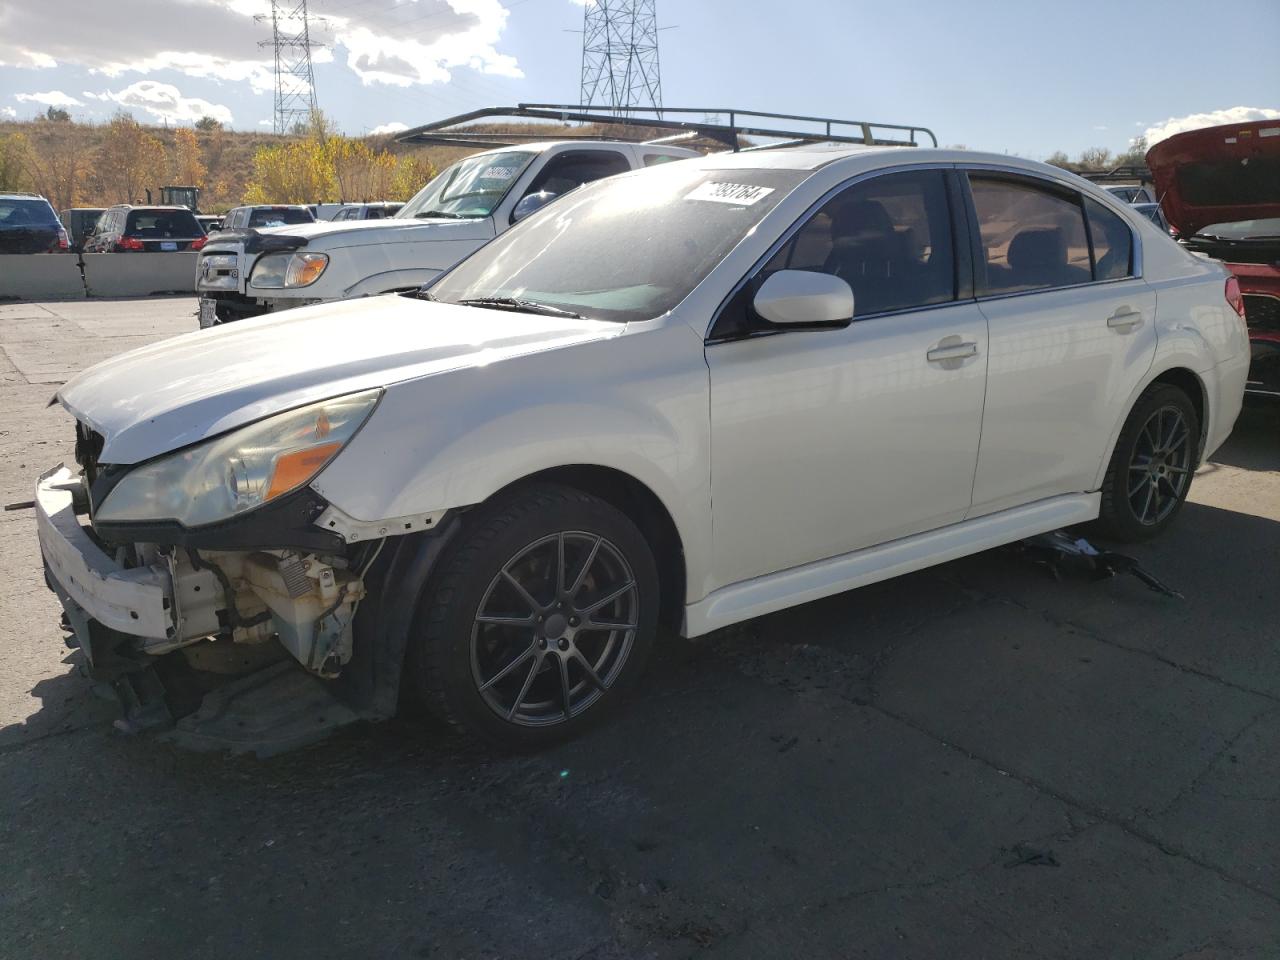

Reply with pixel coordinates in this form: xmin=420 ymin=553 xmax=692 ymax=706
xmin=250 ymin=252 xmax=329 ymax=288
xmin=96 ymin=389 xmax=381 ymax=527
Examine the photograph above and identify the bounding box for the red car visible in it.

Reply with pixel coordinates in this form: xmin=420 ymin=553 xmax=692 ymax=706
xmin=1147 ymin=120 xmax=1280 ymax=398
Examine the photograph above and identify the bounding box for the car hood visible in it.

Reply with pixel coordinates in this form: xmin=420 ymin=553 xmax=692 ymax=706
xmin=253 ymin=216 xmax=495 ymax=246
xmin=58 ymin=295 xmax=621 ymax=464
xmin=1146 ymin=119 xmax=1280 ymax=237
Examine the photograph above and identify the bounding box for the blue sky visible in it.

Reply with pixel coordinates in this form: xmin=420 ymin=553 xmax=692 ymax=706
xmin=2 ymin=0 xmax=1278 ymax=159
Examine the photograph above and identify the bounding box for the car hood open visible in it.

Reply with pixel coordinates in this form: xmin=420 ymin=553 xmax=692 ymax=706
xmin=58 ymin=295 xmax=620 ymax=464
xmin=1146 ymin=119 xmax=1280 ymax=237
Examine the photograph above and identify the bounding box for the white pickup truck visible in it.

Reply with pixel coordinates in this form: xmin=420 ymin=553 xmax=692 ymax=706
xmin=195 ymin=139 xmax=697 ymax=325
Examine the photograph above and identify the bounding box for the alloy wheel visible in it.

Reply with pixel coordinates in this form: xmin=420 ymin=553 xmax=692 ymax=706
xmin=470 ymin=531 xmax=639 ymax=726
xmin=1126 ymin=405 xmax=1193 ymax=526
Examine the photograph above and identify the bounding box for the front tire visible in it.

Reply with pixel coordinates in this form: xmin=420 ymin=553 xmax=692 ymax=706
xmin=1095 ymin=383 xmax=1200 ymax=542
xmin=409 ymin=484 xmax=659 ymax=748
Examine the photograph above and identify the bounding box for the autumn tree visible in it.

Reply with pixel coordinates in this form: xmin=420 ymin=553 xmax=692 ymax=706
xmin=194 ymin=116 xmax=222 ymax=132
xmin=242 ymin=139 xmax=335 ymax=203
xmin=169 ymin=127 xmax=206 ymax=188
xmin=1077 ymin=146 xmax=1113 ymax=170
xmin=327 ymin=137 xmax=398 ymax=201
xmin=1117 ymin=135 xmax=1149 ymax=167
xmin=43 ymin=106 xmax=71 ymax=123
xmin=97 ymin=112 xmax=166 ymax=204
xmin=18 ymin=124 xmax=86 ymax=212
xmin=389 ymin=153 xmax=436 ymax=201
xmin=0 ymin=134 xmax=31 ymax=192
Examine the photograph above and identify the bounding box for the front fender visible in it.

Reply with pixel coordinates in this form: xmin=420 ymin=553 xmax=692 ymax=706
xmin=311 ymin=322 xmax=715 ymax=603
xmin=343 ymin=268 xmax=443 ymax=298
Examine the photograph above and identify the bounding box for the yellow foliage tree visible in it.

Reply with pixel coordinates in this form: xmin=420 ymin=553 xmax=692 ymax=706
xmin=97 ymin=112 xmax=166 ymax=204
xmin=242 ymin=139 xmax=336 ymax=204
xmin=389 ymin=154 xmax=436 ymax=202
xmin=0 ymin=134 xmax=32 ymax=193
xmin=17 ymin=125 xmax=86 ymax=212
xmin=169 ymin=127 xmax=206 ymax=188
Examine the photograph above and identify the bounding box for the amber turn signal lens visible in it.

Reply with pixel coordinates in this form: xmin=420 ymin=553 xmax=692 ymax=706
xmin=265 ymin=442 xmax=342 ymax=500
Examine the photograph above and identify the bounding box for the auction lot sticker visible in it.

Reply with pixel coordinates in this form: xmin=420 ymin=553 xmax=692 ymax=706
xmin=686 ymin=181 xmax=775 ymax=205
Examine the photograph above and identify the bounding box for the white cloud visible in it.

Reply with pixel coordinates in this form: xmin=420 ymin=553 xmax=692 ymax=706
xmin=1 ymin=106 xmax=16 ymax=118
xmin=1 ymin=0 xmax=522 ymax=96
xmin=370 ymin=121 xmax=409 ymax=135
xmin=85 ymin=81 xmax=233 ymax=125
xmin=14 ymin=90 xmax=83 ymax=107
xmin=1144 ymin=106 xmax=1280 ymax=146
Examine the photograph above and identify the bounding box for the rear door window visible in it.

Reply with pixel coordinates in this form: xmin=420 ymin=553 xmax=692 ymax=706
xmin=968 ymin=175 xmax=1091 ymax=295
xmin=1084 ymin=198 xmax=1134 ymax=280
xmin=248 ymin=207 xmax=312 ymax=227
xmin=524 ymin=150 xmax=632 ymax=198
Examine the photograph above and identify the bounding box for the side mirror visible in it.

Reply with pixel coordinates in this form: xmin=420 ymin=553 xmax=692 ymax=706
xmin=511 ymin=190 xmax=558 ymax=223
xmin=753 ymin=270 xmax=854 ymax=327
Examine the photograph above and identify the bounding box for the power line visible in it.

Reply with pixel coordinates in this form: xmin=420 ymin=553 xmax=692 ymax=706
xmin=580 ymin=0 xmax=662 ymax=117
xmin=258 ymin=0 xmax=322 ymax=134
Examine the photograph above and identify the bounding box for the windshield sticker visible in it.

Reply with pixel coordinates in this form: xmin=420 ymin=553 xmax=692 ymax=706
xmin=481 ymin=166 xmax=517 ymax=181
xmin=686 ymin=181 xmax=776 ymax=206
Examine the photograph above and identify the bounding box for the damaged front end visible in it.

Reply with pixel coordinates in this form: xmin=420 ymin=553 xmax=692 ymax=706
xmin=35 ymin=387 xmax=448 ymax=755
xmin=37 ymin=462 xmax=370 ymax=749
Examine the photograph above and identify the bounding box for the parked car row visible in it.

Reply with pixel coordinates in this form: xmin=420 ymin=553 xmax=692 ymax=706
xmin=1 ymin=199 xmax=407 ymax=255
xmin=37 ymin=139 xmax=1251 ymax=749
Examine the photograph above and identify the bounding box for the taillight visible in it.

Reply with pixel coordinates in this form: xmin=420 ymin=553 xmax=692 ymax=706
xmin=1225 ymin=276 xmax=1246 ymax=320
xmin=116 ymin=236 xmax=145 ymax=252
xmin=191 ymin=236 xmax=207 ymax=250
xmin=56 ymin=228 xmax=69 ymax=251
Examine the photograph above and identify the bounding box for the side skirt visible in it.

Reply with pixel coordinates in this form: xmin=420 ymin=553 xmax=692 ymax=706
xmin=683 ymin=492 xmax=1101 ymax=638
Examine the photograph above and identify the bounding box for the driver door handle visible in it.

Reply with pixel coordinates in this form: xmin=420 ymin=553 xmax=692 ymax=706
xmin=1107 ymin=308 xmax=1144 ymax=332
xmin=926 ymin=341 xmax=979 ymax=363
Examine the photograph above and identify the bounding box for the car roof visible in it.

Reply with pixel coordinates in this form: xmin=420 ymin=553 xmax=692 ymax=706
xmin=0 ymin=192 xmax=51 ymax=201
xmin=108 ymin=204 xmax=194 ymax=211
xmin=466 ymin=140 xmax=698 ymax=159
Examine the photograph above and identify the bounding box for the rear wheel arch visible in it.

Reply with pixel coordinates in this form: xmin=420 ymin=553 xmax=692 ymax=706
xmin=1095 ymin=364 xmax=1209 ymax=489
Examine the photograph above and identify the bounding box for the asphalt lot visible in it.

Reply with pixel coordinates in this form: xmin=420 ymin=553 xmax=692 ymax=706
xmin=1 ymin=296 xmax=1277 ymax=959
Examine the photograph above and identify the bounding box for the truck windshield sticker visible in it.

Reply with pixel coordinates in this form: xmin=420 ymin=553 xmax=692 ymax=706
xmin=685 ymin=181 xmax=776 ymax=206
xmin=482 ymin=166 xmax=517 ymax=181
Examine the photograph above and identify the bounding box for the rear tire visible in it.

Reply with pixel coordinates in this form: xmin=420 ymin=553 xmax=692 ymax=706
xmin=408 ymin=483 xmax=659 ymax=749
xmin=1094 ymin=383 xmax=1200 ymax=542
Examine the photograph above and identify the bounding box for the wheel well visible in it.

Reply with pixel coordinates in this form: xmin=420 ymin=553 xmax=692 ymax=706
xmin=1149 ymin=367 xmax=1207 ymax=454
xmin=492 ymin=466 xmax=687 ymax=632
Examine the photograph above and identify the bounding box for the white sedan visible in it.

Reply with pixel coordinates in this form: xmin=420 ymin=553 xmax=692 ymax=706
xmin=38 ymin=146 xmax=1250 ymax=748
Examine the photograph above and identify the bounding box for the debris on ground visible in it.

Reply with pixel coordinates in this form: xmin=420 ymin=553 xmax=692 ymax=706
xmin=1018 ymin=530 xmax=1184 ymax=599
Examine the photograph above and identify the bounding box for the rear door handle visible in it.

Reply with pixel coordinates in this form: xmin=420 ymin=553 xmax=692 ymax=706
xmin=927 ymin=341 xmax=979 ymax=363
xmin=1107 ymin=308 xmax=1144 ymax=332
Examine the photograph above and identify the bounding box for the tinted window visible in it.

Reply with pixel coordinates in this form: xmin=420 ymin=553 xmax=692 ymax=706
xmin=125 ymin=208 xmax=202 ymax=237
xmin=248 ymin=207 xmax=313 ymax=227
xmin=0 ymin=198 xmax=58 ymax=226
xmin=762 ymin=170 xmax=956 ymax=316
xmin=969 ymin=176 xmax=1091 ymax=295
xmin=525 ymin=150 xmax=631 ymax=197
xmin=1085 ymin=198 xmax=1133 ymax=280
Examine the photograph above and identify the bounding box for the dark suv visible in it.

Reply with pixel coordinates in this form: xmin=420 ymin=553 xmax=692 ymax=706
xmin=0 ymin=193 xmax=69 ymax=254
xmin=84 ymin=205 xmax=207 ymax=253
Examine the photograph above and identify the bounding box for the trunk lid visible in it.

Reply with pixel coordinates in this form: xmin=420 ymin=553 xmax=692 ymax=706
xmin=1146 ymin=119 xmax=1280 ymax=238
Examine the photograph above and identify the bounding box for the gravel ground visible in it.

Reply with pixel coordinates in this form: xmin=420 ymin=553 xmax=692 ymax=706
xmin=1 ymin=297 xmax=1277 ymax=959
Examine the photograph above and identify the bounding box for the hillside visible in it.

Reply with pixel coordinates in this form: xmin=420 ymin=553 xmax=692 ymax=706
xmin=0 ymin=116 xmax=690 ymax=214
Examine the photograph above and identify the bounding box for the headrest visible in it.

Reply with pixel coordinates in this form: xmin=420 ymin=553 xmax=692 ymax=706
xmin=1007 ymin=228 xmax=1065 ymax=270
xmin=830 ymin=200 xmax=894 ymax=243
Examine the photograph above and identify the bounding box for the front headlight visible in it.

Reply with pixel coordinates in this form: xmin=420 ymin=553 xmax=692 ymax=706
xmin=250 ymin=252 xmax=329 ymax=288
xmin=96 ymin=389 xmax=381 ymax=527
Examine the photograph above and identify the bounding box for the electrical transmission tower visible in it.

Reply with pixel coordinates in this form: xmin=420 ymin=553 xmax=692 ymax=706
xmin=579 ymin=0 xmax=662 ymax=116
xmin=258 ymin=0 xmax=321 ymax=134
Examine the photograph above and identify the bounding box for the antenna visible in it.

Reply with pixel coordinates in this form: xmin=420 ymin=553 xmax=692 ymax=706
xmin=580 ymin=0 xmax=662 ymax=117
xmin=257 ymin=0 xmax=321 ymax=135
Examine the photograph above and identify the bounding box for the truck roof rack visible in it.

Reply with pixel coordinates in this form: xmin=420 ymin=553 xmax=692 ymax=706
xmin=395 ymin=104 xmax=937 ymax=152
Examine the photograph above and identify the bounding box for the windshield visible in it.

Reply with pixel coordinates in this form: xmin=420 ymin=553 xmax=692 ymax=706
xmin=1195 ymin=217 xmax=1280 ymax=240
xmin=396 ymin=150 xmax=535 ymax=220
xmin=429 ymin=164 xmax=804 ymax=324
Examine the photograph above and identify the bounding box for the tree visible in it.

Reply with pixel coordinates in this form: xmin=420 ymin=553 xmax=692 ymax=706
xmin=1045 ymin=150 xmax=1074 ymax=170
xmin=1077 ymin=146 xmax=1113 ymax=170
xmin=0 ymin=134 xmax=31 ymax=192
xmin=389 ymin=153 xmax=436 ymax=201
xmin=97 ymin=112 xmax=166 ymax=204
xmin=18 ymin=124 xmax=85 ymax=212
xmin=169 ymin=127 xmax=206 ymax=187
xmin=1117 ymin=135 xmax=1148 ymax=167
xmin=242 ymin=139 xmax=335 ymax=203
xmin=194 ymin=116 xmax=222 ymax=132
xmin=43 ymin=106 xmax=71 ymax=123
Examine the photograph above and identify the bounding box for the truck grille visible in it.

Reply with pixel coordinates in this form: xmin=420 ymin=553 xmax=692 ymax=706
xmin=1243 ymin=295 xmax=1280 ymax=334
xmin=74 ymin=421 xmax=105 ymax=486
